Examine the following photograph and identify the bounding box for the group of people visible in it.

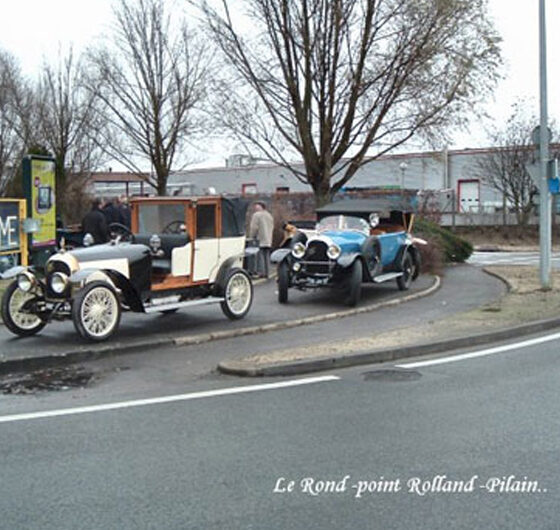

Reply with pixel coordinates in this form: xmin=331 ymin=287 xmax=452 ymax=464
xmin=82 ymin=195 xmax=131 ymax=245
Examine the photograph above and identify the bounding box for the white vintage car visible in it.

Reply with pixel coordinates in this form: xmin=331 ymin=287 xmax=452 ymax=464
xmin=1 ymin=196 xmax=254 ymax=341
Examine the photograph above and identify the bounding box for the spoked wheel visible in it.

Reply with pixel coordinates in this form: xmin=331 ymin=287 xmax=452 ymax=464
xmin=397 ymin=252 xmax=415 ymax=291
xmin=344 ymin=259 xmax=363 ymax=307
xmin=1 ymin=281 xmax=47 ymax=337
xmin=220 ymin=269 xmax=253 ymax=320
xmin=277 ymin=261 xmax=290 ymax=304
xmin=72 ymin=281 xmax=121 ymax=341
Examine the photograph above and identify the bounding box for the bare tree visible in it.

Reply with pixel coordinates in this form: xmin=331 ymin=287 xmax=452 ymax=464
xmin=475 ymin=103 xmax=554 ymax=226
xmin=200 ymin=0 xmax=502 ymax=206
xmin=0 ymin=50 xmax=29 ymax=196
xmin=36 ymin=49 xmax=106 ymax=218
xmin=87 ymin=0 xmax=211 ymax=195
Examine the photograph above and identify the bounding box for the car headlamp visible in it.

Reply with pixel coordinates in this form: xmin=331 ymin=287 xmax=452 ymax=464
xmin=17 ymin=272 xmax=35 ymax=292
xmin=327 ymin=244 xmax=341 ymax=260
xmin=50 ymin=272 xmax=69 ymax=294
xmin=291 ymin=242 xmax=306 ymax=259
xmin=83 ymin=233 xmax=94 ymax=247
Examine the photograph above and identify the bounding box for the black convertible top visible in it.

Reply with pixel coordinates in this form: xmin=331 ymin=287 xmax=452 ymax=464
xmin=222 ymin=197 xmax=249 ymax=237
xmin=316 ymin=198 xmax=412 ymax=221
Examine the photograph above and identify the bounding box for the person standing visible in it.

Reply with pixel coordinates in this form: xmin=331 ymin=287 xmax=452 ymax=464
xmin=82 ymin=198 xmax=109 ymax=244
xmin=249 ymin=201 xmax=274 ymax=278
xmin=117 ymin=194 xmax=131 ymax=228
xmin=102 ymin=197 xmax=121 ymax=226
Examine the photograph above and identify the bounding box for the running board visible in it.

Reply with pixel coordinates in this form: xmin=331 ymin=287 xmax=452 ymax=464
xmin=373 ymin=272 xmax=403 ymax=283
xmin=144 ymin=296 xmax=225 ymax=313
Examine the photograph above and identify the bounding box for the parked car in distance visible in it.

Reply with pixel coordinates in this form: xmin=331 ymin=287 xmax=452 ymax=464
xmin=271 ymin=199 xmax=423 ymax=306
xmin=1 ymin=196 xmax=253 ymax=341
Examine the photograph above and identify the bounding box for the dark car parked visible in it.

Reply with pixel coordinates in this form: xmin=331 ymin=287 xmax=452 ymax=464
xmin=1 ymin=196 xmax=253 ymax=341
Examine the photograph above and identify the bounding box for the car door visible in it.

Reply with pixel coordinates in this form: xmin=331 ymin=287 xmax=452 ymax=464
xmin=192 ymin=203 xmax=220 ymax=282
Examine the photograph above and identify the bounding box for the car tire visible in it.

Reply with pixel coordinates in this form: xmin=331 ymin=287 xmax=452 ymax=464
xmin=1 ymin=280 xmax=47 ymax=337
xmin=344 ymin=259 xmax=362 ymax=307
xmin=72 ymin=281 xmax=122 ymax=341
xmin=220 ymin=268 xmax=253 ymax=320
xmin=397 ymin=252 xmax=415 ymax=291
xmin=277 ymin=261 xmax=290 ymax=304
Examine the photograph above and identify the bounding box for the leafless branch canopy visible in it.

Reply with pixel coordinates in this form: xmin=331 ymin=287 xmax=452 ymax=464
xmin=87 ymin=0 xmax=211 ymax=194
xmin=200 ymin=0 xmax=501 ymax=204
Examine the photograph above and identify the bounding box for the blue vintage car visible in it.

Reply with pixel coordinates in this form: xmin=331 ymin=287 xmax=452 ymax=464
xmin=271 ymin=199 xmax=422 ymax=306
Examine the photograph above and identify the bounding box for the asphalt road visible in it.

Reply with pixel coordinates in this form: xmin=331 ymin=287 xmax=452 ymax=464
xmin=0 ymin=332 xmax=559 ymax=529
xmin=0 ymin=265 xmax=502 ymax=364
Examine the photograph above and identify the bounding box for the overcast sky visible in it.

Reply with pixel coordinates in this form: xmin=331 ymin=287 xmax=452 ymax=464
xmin=0 ymin=0 xmax=558 ymax=162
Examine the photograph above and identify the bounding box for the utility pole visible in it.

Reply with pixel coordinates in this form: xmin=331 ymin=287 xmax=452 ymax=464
xmin=539 ymin=0 xmax=551 ymax=289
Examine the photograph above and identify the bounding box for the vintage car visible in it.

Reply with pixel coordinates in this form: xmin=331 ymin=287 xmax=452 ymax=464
xmin=1 ymin=196 xmax=254 ymax=341
xmin=271 ymin=199 xmax=423 ymax=306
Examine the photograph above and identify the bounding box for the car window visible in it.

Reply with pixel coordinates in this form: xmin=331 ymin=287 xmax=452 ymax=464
xmin=137 ymin=204 xmax=186 ymax=234
xmin=317 ymin=215 xmax=369 ymax=234
xmin=196 ymin=204 xmax=217 ymax=238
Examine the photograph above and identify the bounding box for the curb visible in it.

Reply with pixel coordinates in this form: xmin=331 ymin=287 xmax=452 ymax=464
xmin=218 ymin=316 xmax=560 ymax=377
xmin=0 ymin=275 xmax=440 ymax=375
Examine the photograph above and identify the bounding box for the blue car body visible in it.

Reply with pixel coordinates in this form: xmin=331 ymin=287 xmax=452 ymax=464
xmin=271 ymin=199 xmax=421 ymax=306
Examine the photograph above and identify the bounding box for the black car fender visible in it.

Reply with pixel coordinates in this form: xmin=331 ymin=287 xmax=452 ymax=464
xmin=395 ymin=243 xmax=421 ymax=279
xmin=337 ymin=253 xmax=363 ymax=269
xmin=271 ymin=248 xmax=292 ymax=264
xmin=70 ymin=268 xmax=143 ymax=311
xmin=0 ymin=265 xmax=33 ymax=280
xmin=213 ymin=255 xmax=245 ymax=293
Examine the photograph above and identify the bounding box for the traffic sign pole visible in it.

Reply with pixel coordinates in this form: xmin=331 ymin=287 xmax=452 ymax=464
xmin=539 ymin=0 xmax=552 ymax=289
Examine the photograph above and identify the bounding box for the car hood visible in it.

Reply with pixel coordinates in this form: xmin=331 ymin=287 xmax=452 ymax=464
xmin=309 ymin=231 xmax=366 ymax=253
xmin=48 ymin=242 xmax=150 ymax=274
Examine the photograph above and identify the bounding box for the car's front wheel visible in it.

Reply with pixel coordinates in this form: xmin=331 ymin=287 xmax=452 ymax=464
xmin=397 ymin=252 xmax=415 ymax=291
xmin=72 ymin=281 xmax=122 ymax=341
xmin=344 ymin=259 xmax=362 ymax=307
xmin=220 ymin=269 xmax=253 ymax=320
xmin=277 ymin=261 xmax=290 ymax=304
xmin=1 ymin=280 xmax=47 ymax=337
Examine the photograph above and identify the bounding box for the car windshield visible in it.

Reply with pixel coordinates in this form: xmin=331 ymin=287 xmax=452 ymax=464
xmin=137 ymin=203 xmax=186 ymax=234
xmin=317 ymin=215 xmax=369 ymax=234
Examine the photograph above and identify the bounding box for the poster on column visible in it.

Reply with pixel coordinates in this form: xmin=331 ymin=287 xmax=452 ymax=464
xmin=30 ymin=158 xmax=56 ymax=248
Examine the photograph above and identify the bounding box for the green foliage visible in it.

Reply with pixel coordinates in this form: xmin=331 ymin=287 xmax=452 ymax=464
xmin=415 ymin=218 xmax=473 ymax=263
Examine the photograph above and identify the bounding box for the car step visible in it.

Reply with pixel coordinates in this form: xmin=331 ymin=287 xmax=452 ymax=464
xmin=373 ymin=272 xmax=403 ymax=283
xmin=144 ymin=296 xmax=225 ymax=313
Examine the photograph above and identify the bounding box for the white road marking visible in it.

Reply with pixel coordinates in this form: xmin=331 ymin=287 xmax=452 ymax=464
xmin=0 ymin=375 xmax=340 ymax=424
xmin=397 ymin=331 xmax=560 ymax=369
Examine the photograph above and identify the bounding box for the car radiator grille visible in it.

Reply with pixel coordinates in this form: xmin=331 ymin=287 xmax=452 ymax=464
xmin=302 ymin=241 xmax=330 ymax=275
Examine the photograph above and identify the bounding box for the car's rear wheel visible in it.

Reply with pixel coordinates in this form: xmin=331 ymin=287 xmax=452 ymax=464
xmin=72 ymin=281 xmax=121 ymax=341
xmin=397 ymin=252 xmax=415 ymax=291
xmin=277 ymin=261 xmax=290 ymax=303
xmin=344 ymin=259 xmax=362 ymax=307
xmin=1 ymin=281 xmax=47 ymax=337
xmin=220 ymin=269 xmax=253 ymax=320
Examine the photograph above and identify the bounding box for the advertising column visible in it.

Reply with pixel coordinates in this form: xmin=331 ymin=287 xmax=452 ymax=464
xmin=22 ymin=155 xmax=57 ymax=266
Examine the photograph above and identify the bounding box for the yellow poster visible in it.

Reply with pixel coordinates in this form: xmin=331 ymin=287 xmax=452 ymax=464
xmin=31 ymin=159 xmax=56 ymax=247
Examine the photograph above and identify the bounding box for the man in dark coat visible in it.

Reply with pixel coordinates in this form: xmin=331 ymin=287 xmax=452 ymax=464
xmin=102 ymin=197 xmax=121 ymax=226
xmin=82 ymin=198 xmax=109 ymax=244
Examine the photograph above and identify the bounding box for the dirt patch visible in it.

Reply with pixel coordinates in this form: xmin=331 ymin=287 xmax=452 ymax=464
xmin=0 ymin=366 xmax=95 ymax=395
